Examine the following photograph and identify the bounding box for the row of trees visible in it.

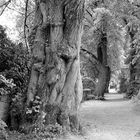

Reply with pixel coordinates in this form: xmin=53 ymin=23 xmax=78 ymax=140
xmin=81 ymin=0 xmax=140 ymax=100
xmin=0 ymin=0 xmax=140 ymax=139
xmin=81 ymin=0 xmax=125 ymax=99
xmin=115 ymin=0 xmax=140 ymax=98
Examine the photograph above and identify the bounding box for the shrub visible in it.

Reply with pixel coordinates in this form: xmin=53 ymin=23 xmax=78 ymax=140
xmin=8 ymin=123 xmax=64 ymax=140
xmin=0 ymin=25 xmax=30 ymax=129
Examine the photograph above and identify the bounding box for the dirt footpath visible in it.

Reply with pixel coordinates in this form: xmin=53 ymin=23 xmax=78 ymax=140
xmin=79 ymin=93 xmax=140 ymax=140
xmin=63 ymin=93 xmax=140 ymax=140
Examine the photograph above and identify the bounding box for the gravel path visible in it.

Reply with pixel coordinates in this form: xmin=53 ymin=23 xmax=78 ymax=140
xmin=63 ymin=93 xmax=140 ymax=140
xmin=79 ymin=93 xmax=140 ymax=140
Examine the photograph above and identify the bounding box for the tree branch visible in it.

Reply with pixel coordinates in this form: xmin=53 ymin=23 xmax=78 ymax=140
xmin=86 ymin=9 xmax=93 ymax=18
xmin=7 ymin=6 xmax=24 ymax=15
xmin=81 ymin=48 xmax=99 ymax=62
xmin=24 ymin=0 xmax=30 ymax=53
xmin=0 ymin=0 xmax=11 ymax=8
xmin=0 ymin=0 xmax=11 ymax=16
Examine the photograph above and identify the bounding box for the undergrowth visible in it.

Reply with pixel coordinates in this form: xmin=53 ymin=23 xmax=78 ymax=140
xmin=5 ymin=123 xmax=64 ymax=140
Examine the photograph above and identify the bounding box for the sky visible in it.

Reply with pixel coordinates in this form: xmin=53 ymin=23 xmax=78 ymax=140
xmin=0 ymin=8 xmax=19 ymax=41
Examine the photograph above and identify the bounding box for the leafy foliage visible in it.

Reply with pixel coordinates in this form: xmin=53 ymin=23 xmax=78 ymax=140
xmin=7 ymin=123 xmax=64 ymax=140
xmin=81 ymin=1 xmax=125 ymax=96
xmin=25 ymin=96 xmax=41 ymax=124
xmin=0 ymin=25 xmax=30 ymax=129
xmin=84 ymin=6 xmax=125 ymax=71
xmin=119 ymin=1 xmax=140 ymax=97
xmin=84 ymin=0 xmax=140 ymax=98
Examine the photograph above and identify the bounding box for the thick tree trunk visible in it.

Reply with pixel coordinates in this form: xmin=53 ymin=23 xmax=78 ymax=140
xmin=27 ymin=0 xmax=84 ymax=131
xmin=94 ymin=64 xmax=107 ymax=99
xmin=95 ymin=32 xmax=109 ymax=99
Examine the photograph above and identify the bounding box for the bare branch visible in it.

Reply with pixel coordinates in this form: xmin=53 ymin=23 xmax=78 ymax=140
xmin=7 ymin=6 xmax=24 ymax=15
xmin=0 ymin=0 xmax=11 ymax=8
xmin=27 ymin=10 xmax=35 ymax=17
xmin=0 ymin=0 xmax=11 ymax=16
xmin=24 ymin=0 xmax=30 ymax=53
xmin=81 ymin=48 xmax=99 ymax=62
xmin=86 ymin=9 xmax=93 ymax=18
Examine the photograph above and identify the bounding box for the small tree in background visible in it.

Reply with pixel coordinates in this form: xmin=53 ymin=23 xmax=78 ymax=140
xmin=82 ymin=1 xmax=124 ymax=99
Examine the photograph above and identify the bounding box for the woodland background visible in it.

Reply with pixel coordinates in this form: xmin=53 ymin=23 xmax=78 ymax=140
xmin=0 ymin=0 xmax=140 ymax=139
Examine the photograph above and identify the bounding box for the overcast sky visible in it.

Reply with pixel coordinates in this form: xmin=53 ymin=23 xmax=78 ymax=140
xmin=0 ymin=9 xmax=19 ymax=41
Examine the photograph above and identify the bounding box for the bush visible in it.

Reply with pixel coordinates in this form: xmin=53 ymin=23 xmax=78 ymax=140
xmin=0 ymin=25 xmax=30 ymax=129
xmin=7 ymin=123 xmax=64 ymax=140
xmin=126 ymin=81 xmax=140 ymax=98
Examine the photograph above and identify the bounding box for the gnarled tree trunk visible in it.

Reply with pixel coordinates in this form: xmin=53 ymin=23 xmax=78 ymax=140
xmin=94 ymin=64 xmax=108 ymax=99
xmin=95 ymin=32 xmax=110 ymax=99
xmin=27 ymin=0 xmax=84 ymax=131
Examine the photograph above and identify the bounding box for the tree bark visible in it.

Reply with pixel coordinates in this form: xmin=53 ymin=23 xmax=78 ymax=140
xmin=27 ymin=0 xmax=84 ymax=131
xmin=95 ymin=32 xmax=110 ymax=99
xmin=94 ymin=64 xmax=107 ymax=99
xmin=81 ymin=46 xmax=111 ymax=99
xmin=105 ymin=66 xmax=111 ymax=93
